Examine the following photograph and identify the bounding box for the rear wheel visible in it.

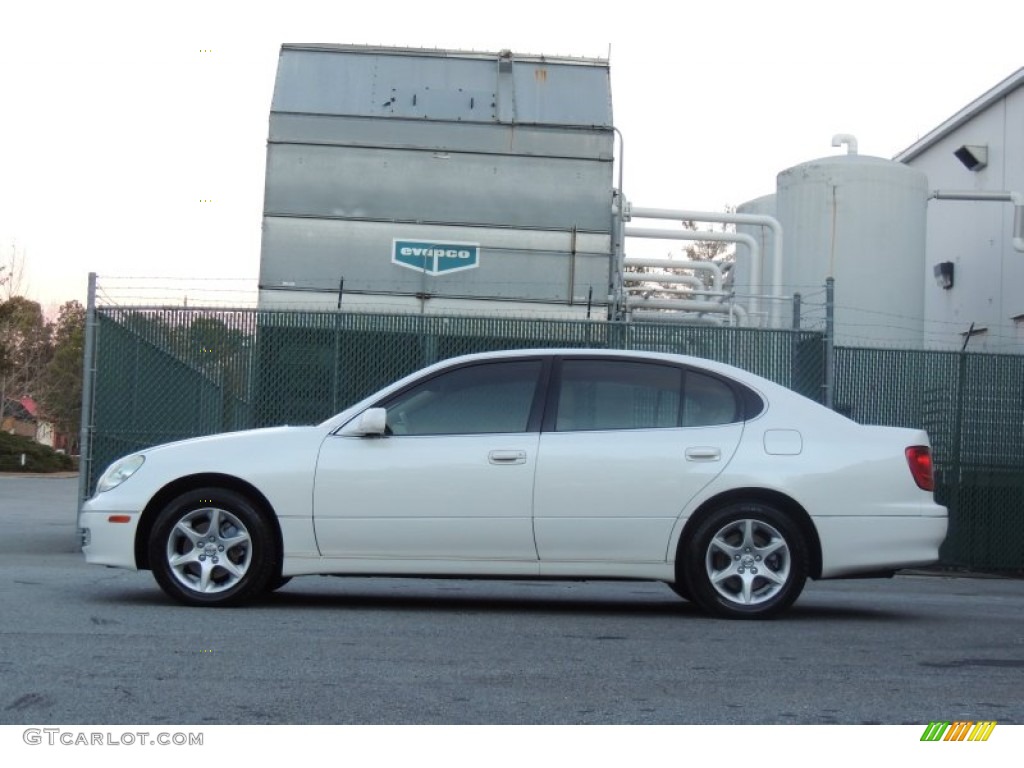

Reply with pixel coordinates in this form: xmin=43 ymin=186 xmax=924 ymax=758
xmin=683 ymin=502 xmax=807 ymax=619
xmin=149 ymin=487 xmax=276 ymax=606
xmin=667 ymin=581 xmax=692 ymax=601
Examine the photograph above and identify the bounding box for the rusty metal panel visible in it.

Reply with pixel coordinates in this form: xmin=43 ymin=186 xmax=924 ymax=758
xmin=511 ymin=61 xmax=612 ymax=126
xmin=273 ymin=44 xmax=612 ymax=127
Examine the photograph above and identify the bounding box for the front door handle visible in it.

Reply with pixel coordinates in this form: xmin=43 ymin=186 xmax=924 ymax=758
xmin=489 ymin=450 xmax=527 ymax=465
xmin=685 ymin=446 xmax=721 ymax=462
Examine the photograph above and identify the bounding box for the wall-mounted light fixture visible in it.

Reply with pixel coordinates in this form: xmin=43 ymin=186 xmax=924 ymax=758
xmin=934 ymin=261 xmax=955 ymax=290
xmin=953 ymin=144 xmax=988 ymax=171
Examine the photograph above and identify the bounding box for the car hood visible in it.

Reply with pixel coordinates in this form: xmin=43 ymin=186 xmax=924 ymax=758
xmin=139 ymin=425 xmax=324 ymax=457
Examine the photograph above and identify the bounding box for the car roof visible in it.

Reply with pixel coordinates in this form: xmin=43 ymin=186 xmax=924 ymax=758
xmin=431 ymin=348 xmax=761 ymax=382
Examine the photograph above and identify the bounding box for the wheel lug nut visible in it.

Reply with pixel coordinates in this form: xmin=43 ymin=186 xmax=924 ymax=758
xmin=212 ymin=557 xmax=219 ymax=564
xmin=218 ymin=546 xmax=224 ymax=552
xmin=755 ymin=555 xmax=762 ymax=561
xmin=751 ymin=567 xmax=758 ymax=574
xmin=199 ymin=555 xmax=206 ymax=561
xmin=734 ymin=555 xmax=740 ymax=561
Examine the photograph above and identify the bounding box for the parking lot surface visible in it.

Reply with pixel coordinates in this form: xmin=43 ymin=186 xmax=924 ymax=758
xmin=2 ymin=474 xmax=1022 ymax=724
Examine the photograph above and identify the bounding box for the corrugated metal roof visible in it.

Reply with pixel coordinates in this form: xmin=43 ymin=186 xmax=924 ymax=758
xmin=894 ymin=67 xmax=1024 ymax=163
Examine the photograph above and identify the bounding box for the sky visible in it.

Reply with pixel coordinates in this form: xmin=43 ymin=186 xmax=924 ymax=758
xmin=1 ymin=0 xmax=1021 ymax=311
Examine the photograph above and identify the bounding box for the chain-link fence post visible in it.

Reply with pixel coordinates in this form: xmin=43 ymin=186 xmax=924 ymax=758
xmin=77 ymin=272 xmax=98 ymax=506
xmin=824 ymin=278 xmax=835 ymax=409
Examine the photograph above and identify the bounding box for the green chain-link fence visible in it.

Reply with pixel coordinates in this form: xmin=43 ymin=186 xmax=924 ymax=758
xmin=835 ymin=347 xmax=1024 ymax=570
xmin=84 ymin=306 xmax=1024 ymax=571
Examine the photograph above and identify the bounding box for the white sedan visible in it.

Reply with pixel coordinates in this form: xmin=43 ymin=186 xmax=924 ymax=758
xmin=79 ymin=349 xmax=947 ymax=619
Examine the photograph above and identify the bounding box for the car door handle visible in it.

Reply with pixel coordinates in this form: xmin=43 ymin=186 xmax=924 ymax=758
xmin=488 ymin=450 xmax=527 ymax=465
xmin=685 ymin=447 xmax=721 ymax=462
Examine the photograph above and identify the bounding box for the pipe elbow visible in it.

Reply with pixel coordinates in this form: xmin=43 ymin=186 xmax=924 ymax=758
xmin=831 ymin=134 xmax=858 ymax=155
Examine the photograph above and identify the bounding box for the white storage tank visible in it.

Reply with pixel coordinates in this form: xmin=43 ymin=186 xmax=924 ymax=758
xmin=776 ymin=142 xmax=928 ymax=347
xmin=734 ymin=194 xmax=777 ymax=318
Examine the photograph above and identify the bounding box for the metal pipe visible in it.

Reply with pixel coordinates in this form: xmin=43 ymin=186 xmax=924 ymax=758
xmin=623 ymin=272 xmax=705 ymax=291
xmin=611 ymin=128 xmax=626 ymax=318
xmin=626 ymin=296 xmax=749 ymax=323
xmin=624 ymin=226 xmax=761 ymax=321
xmin=831 ymin=134 xmax=859 ymax=155
xmin=626 ymin=286 xmax=730 ymax=300
xmin=623 ymin=257 xmax=724 ymax=291
xmin=625 ymin=206 xmax=784 ymax=326
xmin=629 ymin=310 xmax=726 ymax=325
xmin=929 ymin=190 xmax=1024 ymax=252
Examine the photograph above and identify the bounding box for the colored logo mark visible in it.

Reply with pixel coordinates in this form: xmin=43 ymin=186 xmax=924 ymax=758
xmin=392 ymin=239 xmax=480 ymax=276
xmin=920 ymin=721 xmax=996 ymax=741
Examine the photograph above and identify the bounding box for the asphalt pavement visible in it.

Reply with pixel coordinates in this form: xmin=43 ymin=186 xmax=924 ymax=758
xmin=2 ymin=473 xmax=1023 ymax=725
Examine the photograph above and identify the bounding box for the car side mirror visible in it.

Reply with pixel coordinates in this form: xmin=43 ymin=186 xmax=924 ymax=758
xmin=339 ymin=407 xmax=388 ymax=437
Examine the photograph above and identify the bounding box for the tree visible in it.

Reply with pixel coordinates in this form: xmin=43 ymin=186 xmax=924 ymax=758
xmin=0 ymin=300 xmax=12 ymax=382
xmin=680 ymin=216 xmax=735 ymax=266
xmin=39 ymin=301 xmax=85 ymax=453
xmin=0 ymin=295 xmax=52 ymax=416
xmin=1 ymin=242 xmax=28 ymax=301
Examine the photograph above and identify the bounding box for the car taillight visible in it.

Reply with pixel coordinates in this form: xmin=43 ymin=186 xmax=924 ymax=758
xmin=905 ymin=446 xmax=934 ymax=491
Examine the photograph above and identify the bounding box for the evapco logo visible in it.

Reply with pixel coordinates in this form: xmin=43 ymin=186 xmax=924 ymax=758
xmin=920 ymin=720 xmax=996 ymax=742
xmin=392 ymin=239 xmax=480 ymax=276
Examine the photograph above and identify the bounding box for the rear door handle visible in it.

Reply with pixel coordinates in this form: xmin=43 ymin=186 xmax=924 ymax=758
xmin=489 ymin=450 xmax=527 ymax=465
xmin=685 ymin=447 xmax=721 ymax=462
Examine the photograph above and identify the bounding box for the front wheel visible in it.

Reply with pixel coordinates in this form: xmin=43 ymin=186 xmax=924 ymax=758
xmin=148 ymin=487 xmax=277 ymax=607
xmin=683 ymin=502 xmax=808 ymax=619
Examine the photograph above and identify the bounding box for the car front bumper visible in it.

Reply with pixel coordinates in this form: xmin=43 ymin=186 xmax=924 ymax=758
xmin=78 ymin=508 xmax=142 ymax=570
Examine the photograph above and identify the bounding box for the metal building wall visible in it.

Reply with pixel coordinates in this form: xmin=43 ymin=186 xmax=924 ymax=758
xmin=897 ymin=75 xmax=1024 ymax=353
xmin=259 ymin=45 xmax=615 ymax=314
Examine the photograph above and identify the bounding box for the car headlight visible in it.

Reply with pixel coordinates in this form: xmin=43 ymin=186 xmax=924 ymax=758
xmin=96 ymin=455 xmax=146 ymax=493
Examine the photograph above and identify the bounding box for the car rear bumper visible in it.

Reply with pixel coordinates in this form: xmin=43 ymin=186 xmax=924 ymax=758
xmin=816 ymin=511 xmax=948 ymax=578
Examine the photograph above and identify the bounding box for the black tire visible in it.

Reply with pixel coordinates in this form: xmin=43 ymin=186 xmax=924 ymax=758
xmin=667 ymin=581 xmax=692 ymax=602
xmin=682 ymin=502 xmax=808 ymax=619
xmin=267 ymin=576 xmax=292 ymax=592
xmin=148 ymin=487 xmax=277 ymax=607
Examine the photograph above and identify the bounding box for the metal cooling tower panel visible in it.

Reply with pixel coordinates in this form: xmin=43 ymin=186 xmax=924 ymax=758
xmin=260 ymin=45 xmax=614 ymax=307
